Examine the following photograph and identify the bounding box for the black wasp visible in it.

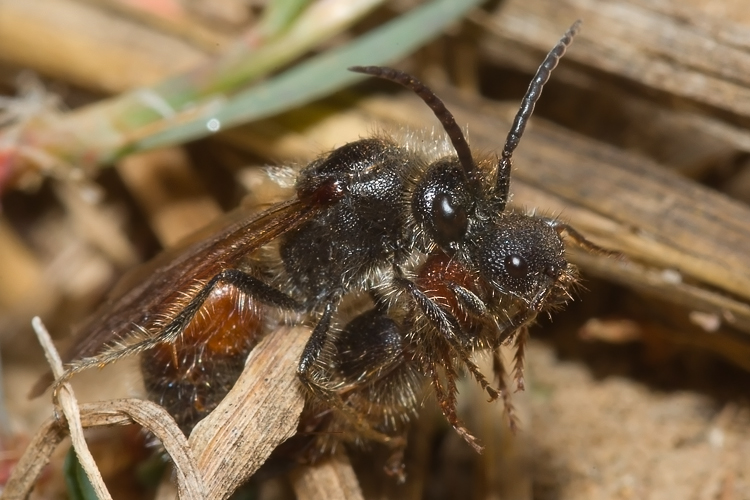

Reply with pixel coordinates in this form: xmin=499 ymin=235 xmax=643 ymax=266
xmin=38 ymin=20 xmax=609 ymax=474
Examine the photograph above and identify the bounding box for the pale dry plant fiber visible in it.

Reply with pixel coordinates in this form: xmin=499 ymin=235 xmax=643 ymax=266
xmin=31 ymin=316 xmax=113 ymax=500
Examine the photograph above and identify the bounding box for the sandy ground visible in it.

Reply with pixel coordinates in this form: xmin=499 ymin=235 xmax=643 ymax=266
xmin=527 ymin=339 xmax=748 ymax=500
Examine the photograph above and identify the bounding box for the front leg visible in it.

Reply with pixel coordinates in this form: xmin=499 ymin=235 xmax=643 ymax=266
xmin=394 ymin=276 xmax=506 ymax=452
xmin=395 ymin=277 xmax=500 ymax=401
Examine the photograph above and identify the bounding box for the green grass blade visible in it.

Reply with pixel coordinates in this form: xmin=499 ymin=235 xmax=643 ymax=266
xmin=63 ymin=448 xmax=99 ymax=500
xmin=134 ymin=0 xmax=484 ymax=152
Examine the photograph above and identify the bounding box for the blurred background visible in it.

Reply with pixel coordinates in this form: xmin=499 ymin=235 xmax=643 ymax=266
xmin=1 ymin=0 xmax=750 ymax=498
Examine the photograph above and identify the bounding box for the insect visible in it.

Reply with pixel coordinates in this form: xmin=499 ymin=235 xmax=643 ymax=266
xmin=38 ymin=20 xmax=609 ymax=473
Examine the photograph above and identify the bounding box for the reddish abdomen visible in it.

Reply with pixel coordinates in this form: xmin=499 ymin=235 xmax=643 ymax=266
xmin=140 ymin=282 xmax=263 ymax=433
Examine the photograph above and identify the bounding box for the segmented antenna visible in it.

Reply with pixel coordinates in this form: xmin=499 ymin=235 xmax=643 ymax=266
xmin=503 ymin=21 xmax=580 ymax=157
xmin=495 ymin=21 xmax=581 ymax=205
xmin=349 ymin=65 xmax=477 ymax=187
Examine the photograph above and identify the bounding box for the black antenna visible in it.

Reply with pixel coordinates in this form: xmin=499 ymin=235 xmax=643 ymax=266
xmin=495 ymin=21 xmax=581 ymax=206
xmin=349 ymin=65 xmax=477 ymax=187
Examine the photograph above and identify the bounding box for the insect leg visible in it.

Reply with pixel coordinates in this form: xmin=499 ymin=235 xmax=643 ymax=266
xmin=393 ymin=276 xmax=507 ymax=451
xmin=396 ymin=277 xmax=499 ymax=396
xmin=494 ymin=304 xmax=538 ymax=399
xmin=297 ymin=301 xmax=403 ymax=446
xmin=512 ymin=325 xmax=529 ymax=392
xmin=57 ymin=269 xmax=300 ymax=389
xmin=446 ymin=281 xmax=487 ymax=317
xmin=428 ymin=350 xmax=482 ymax=453
xmin=447 ymin=273 xmax=540 ymax=400
xmin=492 ymin=348 xmax=520 ymax=432
xmin=447 ymin=281 xmax=527 ymax=429
xmin=297 ymin=299 xmax=336 ymax=382
xmin=319 ymin=308 xmax=416 ymax=477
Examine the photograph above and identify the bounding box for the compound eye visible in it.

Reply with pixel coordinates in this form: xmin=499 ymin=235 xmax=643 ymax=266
xmin=434 ymin=193 xmax=468 ymax=244
xmin=504 ymin=254 xmax=528 ymax=279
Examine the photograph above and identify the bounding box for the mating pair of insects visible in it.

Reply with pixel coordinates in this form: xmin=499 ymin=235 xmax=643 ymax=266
xmin=42 ymin=21 xmax=610 ymax=472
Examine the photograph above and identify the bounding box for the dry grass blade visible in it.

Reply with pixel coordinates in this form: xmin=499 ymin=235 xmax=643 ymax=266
xmin=481 ymin=0 xmax=750 ymax=119
xmin=290 ymin=452 xmax=365 ymax=500
xmin=188 ymin=326 xmax=309 ymax=500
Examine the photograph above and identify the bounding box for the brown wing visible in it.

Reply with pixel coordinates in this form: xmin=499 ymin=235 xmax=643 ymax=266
xmin=30 ymin=198 xmax=318 ymax=396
